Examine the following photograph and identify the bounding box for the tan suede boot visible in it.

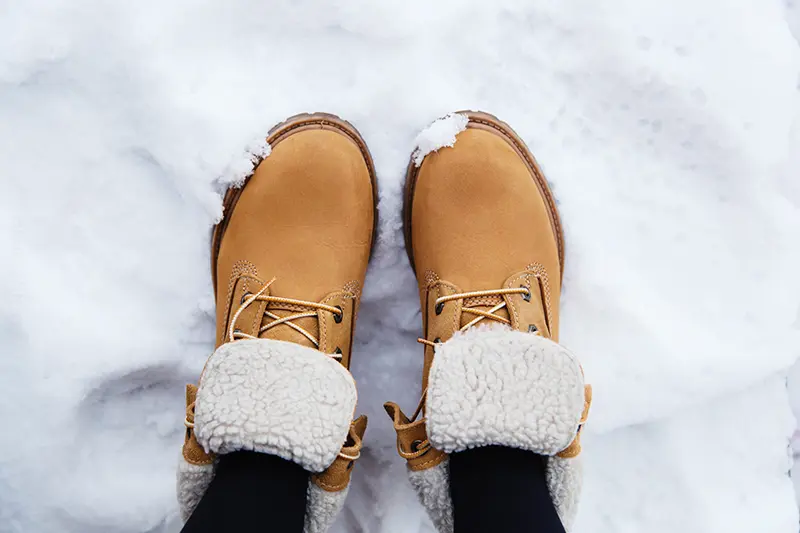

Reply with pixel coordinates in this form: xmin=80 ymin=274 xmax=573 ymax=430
xmin=385 ymin=111 xmax=591 ymax=532
xmin=178 ymin=113 xmax=376 ymax=533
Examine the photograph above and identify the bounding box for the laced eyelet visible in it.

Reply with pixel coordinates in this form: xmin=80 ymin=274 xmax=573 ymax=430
xmin=435 ymin=301 xmax=445 ymax=315
xmin=334 ymin=305 xmax=344 ymax=323
xmin=411 ymin=440 xmax=424 ymax=452
xmin=528 ymin=324 xmax=538 ymax=333
xmin=334 ymin=347 xmax=343 ymax=355
xmin=520 ymin=286 xmax=532 ymax=302
xmin=240 ymin=292 xmax=252 ymax=304
xmin=233 ymin=328 xmax=242 ymax=335
xmin=433 ymin=337 xmax=441 ymax=344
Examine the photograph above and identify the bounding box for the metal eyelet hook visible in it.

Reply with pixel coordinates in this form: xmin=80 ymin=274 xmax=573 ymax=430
xmin=520 ymin=285 xmax=532 ymax=302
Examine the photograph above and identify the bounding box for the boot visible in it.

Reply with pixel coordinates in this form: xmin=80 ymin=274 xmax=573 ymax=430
xmin=178 ymin=113 xmax=377 ymax=533
xmin=385 ymin=111 xmax=591 ymax=532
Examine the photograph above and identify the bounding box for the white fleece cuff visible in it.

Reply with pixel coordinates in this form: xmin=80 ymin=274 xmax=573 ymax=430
xmin=194 ymin=338 xmax=357 ymax=472
xmin=409 ymin=327 xmax=586 ymax=532
xmin=426 ymin=327 xmax=585 ymax=455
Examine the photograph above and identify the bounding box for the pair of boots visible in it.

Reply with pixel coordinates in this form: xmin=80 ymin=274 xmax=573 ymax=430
xmin=177 ymin=111 xmax=592 ymax=532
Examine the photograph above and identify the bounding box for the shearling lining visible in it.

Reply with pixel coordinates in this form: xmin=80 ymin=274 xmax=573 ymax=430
xmin=195 ymin=338 xmax=357 ymax=473
xmin=426 ymin=326 xmax=585 ymax=455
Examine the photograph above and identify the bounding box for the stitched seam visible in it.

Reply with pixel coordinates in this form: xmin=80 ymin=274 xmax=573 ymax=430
xmin=236 ymin=274 xmax=265 ymax=336
xmin=224 ymin=261 xmax=258 ymax=338
xmin=184 ymin=454 xmax=215 ymax=466
xmin=451 ymin=286 xmax=459 ymax=333
xmin=247 ymin=278 xmax=261 ymax=335
xmin=320 ymin=293 xmax=339 ymax=353
xmin=506 ymin=274 xmax=524 ymax=328
xmin=183 ymin=443 xmax=215 ymax=466
xmin=314 ymin=476 xmax=349 ymax=492
xmin=424 ymin=270 xmax=440 ymax=286
xmin=409 ymin=451 xmax=448 ymax=471
xmin=432 ymin=283 xmax=441 ymax=330
xmin=320 ymin=289 xmax=355 ymax=357
xmin=434 ymin=281 xmax=461 ymax=333
xmin=346 ymin=293 xmax=356 ymax=367
xmin=427 ymin=280 xmax=462 ymax=339
xmin=269 ymin=118 xmax=372 ymax=174
xmin=342 ymin=280 xmax=361 ymax=299
xmin=526 ymin=263 xmax=553 ymax=334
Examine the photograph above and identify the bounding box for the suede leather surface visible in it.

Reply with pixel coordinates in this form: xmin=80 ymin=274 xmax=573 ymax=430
xmin=214 ymin=123 xmax=375 ymax=361
xmin=311 ymin=416 xmax=368 ymax=492
xmin=409 ymin=113 xmax=563 ymax=393
xmin=411 ymin=126 xmax=561 ymax=303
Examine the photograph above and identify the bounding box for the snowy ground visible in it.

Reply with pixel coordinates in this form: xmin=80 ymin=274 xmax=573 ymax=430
xmin=1 ymin=1 xmax=800 ymax=532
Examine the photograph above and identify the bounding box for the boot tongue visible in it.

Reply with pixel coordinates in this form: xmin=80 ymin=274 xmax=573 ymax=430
xmin=258 ymin=305 xmax=319 ymax=349
xmin=457 ymin=280 xmax=551 ymax=338
xmin=253 ymin=276 xmax=324 ymax=349
xmin=459 ymin=295 xmax=511 ymax=330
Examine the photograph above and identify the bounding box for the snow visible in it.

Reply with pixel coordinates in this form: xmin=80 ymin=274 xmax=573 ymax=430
xmin=412 ymin=113 xmax=469 ymax=167
xmin=1 ymin=1 xmax=799 ymax=533
xmin=220 ymin=139 xmax=271 ymax=192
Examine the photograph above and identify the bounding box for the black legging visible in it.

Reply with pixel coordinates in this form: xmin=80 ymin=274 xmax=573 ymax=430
xmin=450 ymin=446 xmax=566 ymax=533
xmin=181 ymin=446 xmax=566 ymax=533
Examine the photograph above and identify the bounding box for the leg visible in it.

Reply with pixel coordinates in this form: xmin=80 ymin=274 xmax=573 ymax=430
xmin=450 ymin=447 xmax=566 ymax=533
xmin=181 ymin=452 xmax=308 ymax=533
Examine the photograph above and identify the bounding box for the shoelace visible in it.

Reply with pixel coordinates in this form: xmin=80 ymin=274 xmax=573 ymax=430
xmin=228 ymin=277 xmax=344 ymax=360
xmin=396 ymin=387 xmax=433 ymax=460
xmin=417 ymin=286 xmax=533 ymax=348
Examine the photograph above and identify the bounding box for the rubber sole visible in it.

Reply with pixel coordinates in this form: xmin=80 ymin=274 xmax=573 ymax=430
xmin=210 ymin=112 xmax=379 ymax=295
xmin=402 ymin=110 xmax=565 ymax=278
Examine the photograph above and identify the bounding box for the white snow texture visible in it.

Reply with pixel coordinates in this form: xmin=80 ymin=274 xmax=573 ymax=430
xmin=412 ymin=113 xmax=469 ymax=167
xmin=1 ymin=1 xmax=799 ymax=533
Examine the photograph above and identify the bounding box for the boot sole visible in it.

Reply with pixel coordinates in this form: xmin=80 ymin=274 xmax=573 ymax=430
xmin=403 ymin=110 xmax=565 ymax=279
xmin=210 ymin=112 xmax=379 ymax=294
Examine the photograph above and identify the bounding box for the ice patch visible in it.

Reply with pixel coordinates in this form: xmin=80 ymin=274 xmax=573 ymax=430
xmin=411 ymin=113 xmax=468 ymax=166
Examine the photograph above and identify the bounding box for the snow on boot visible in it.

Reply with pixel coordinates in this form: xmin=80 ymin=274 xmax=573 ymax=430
xmin=178 ymin=113 xmax=377 ymax=533
xmin=385 ymin=111 xmax=592 ymax=532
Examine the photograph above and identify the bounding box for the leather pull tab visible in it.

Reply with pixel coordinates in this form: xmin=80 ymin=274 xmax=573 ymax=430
xmin=312 ymin=416 xmax=369 ymax=492
xmin=186 ymin=383 xmax=198 ymax=406
xmin=557 ymin=384 xmax=592 ymax=459
xmin=184 ymin=384 xmax=198 ymax=431
xmin=384 ymin=402 xmax=447 ymax=472
xmin=182 ymin=384 xmax=215 ymax=466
